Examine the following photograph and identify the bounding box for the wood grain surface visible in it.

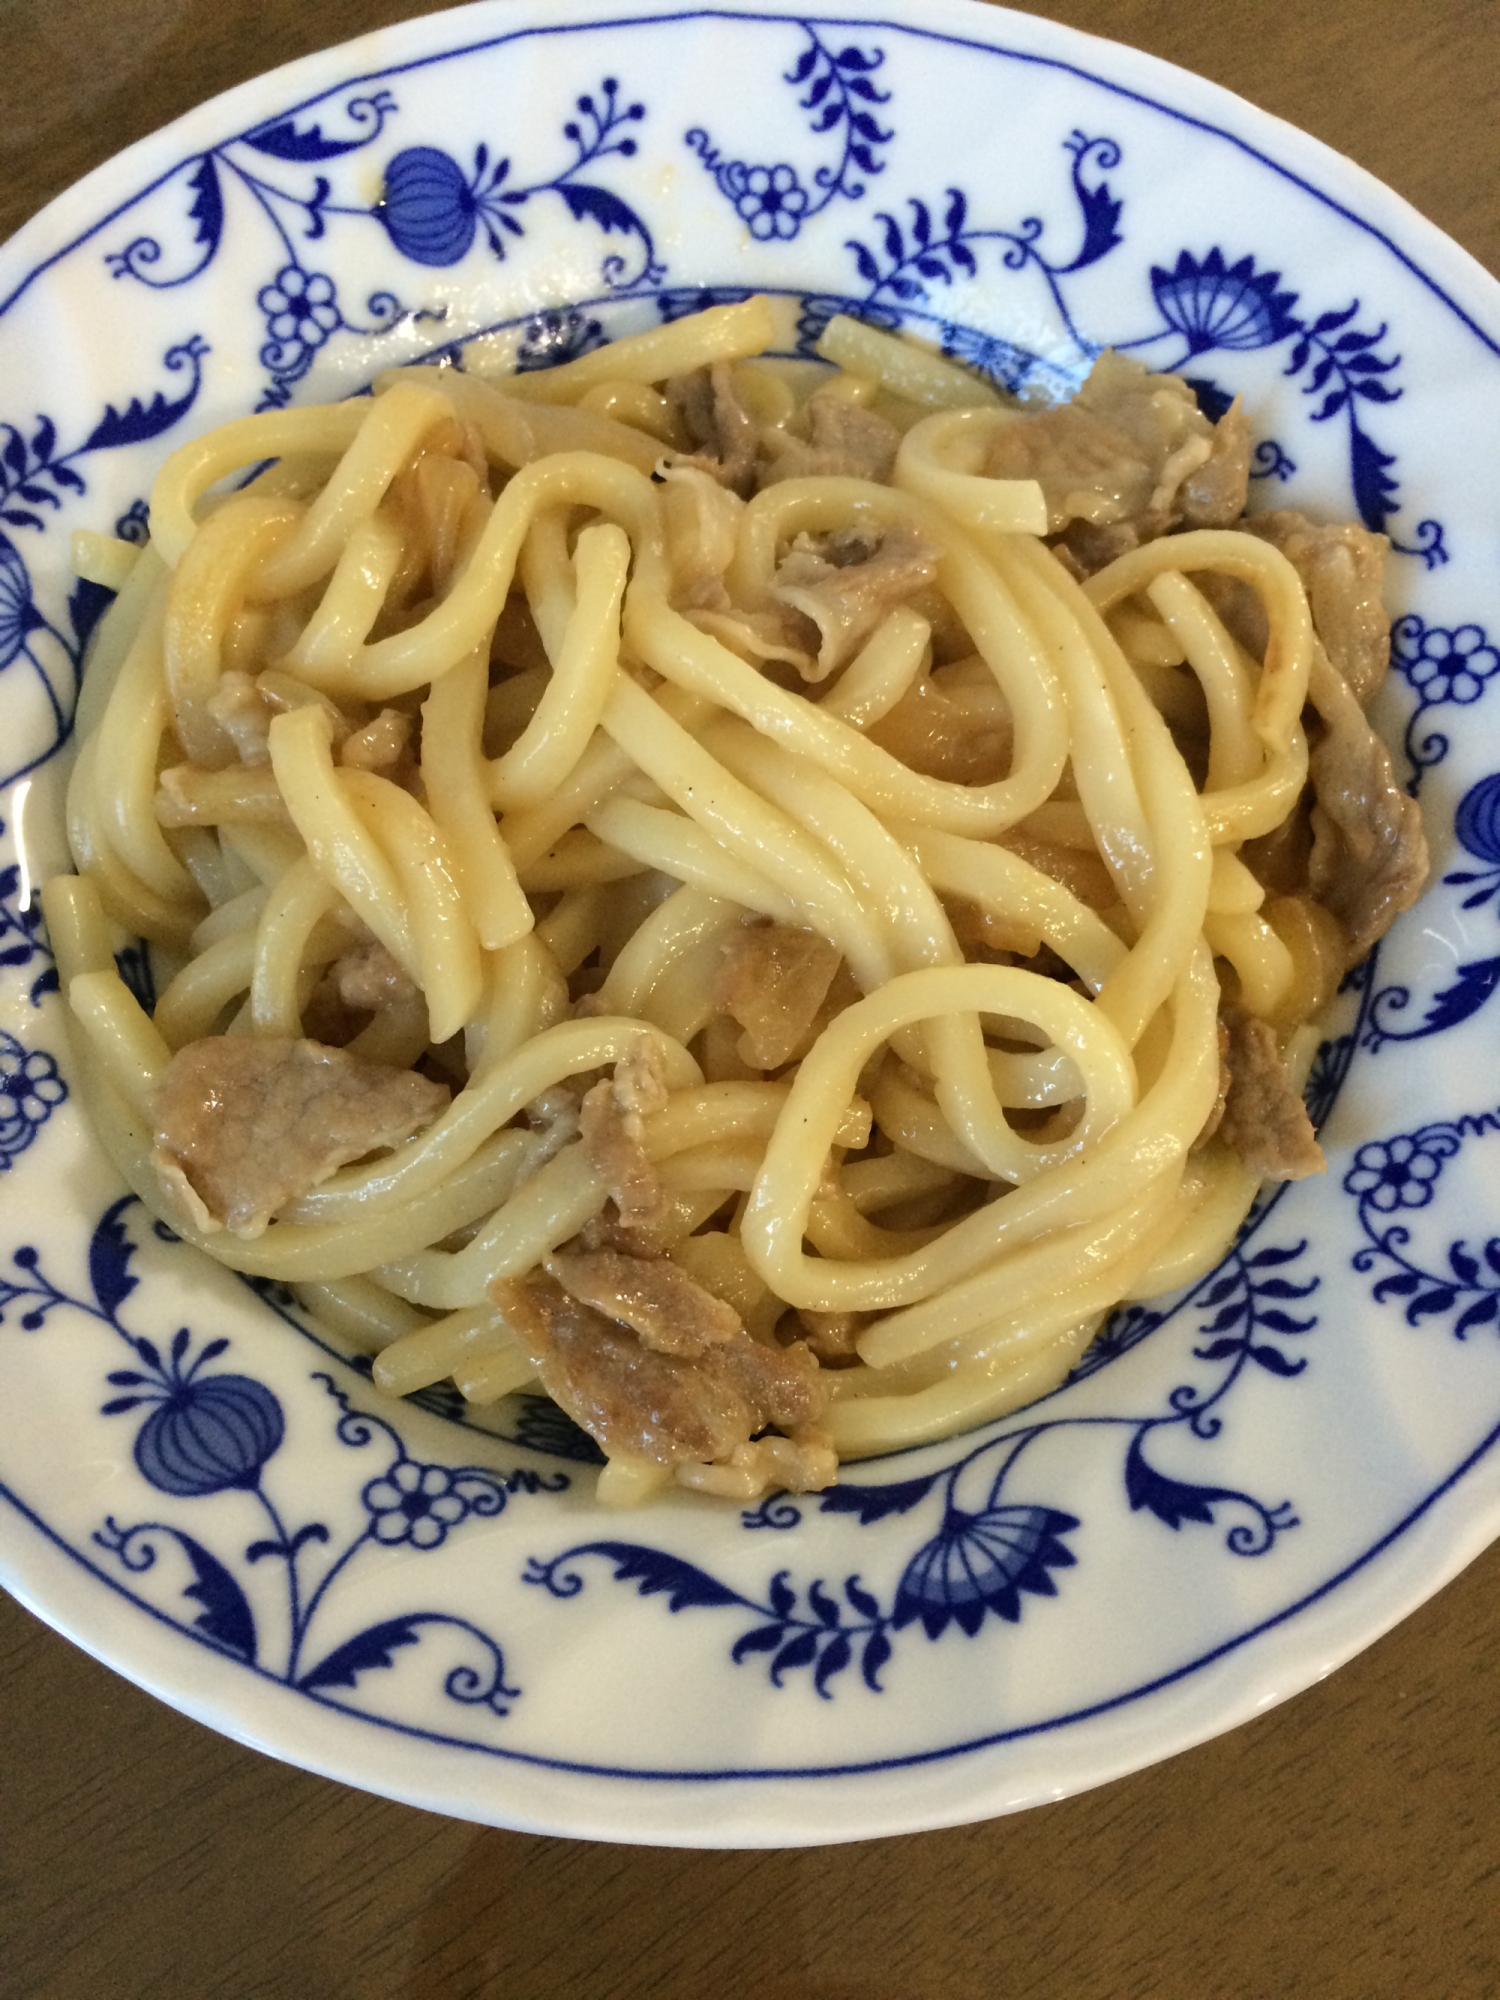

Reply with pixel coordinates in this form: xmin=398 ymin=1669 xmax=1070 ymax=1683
xmin=2 ymin=4 xmax=1499 ymax=1997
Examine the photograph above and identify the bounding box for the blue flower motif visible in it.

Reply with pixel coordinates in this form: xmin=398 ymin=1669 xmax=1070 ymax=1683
xmin=0 ymin=1035 xmax=64 ymax=1163
xmin=0 ymin=537 xmax=44 ymax=673
xmin=136 ymin=1374 xmax=285 ymax=1496
xmin=378 ymin=146 xmax=479 ymax=265
xmin=1344 ymin=1134 xmax=1449 ymax=1213
xmin=259 ymin=264 xmax=340 ymax=348
xmin=1150 ymin=248 xmax=1301 ymax=357
xmin=363 ymin=1459 xmax=471 ymax=1549
xmin=722 ymin=161 xmax=810 ymax=241
xmin=893 ymin=1504 xmax=1078 ymax=1638
xmin=1393 ymin=618 xmax=1500 ymax=710
xmin=258 ymin=265 xmax=342 ymax=381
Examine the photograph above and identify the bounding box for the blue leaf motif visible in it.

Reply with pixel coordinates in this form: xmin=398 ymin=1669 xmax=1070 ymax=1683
xmin=556 ymin=182 xmax=641 ymax=237
xmin=769 ymin=1629 xmax=820 ymax=1682
xmin=246 ymin=118 xmax=378 ymax=162
xmin=185 ymin=157 xmax=223 ymax=257
xmin=819 ymin=1470 xmax=938 ymax=1524
xmin=861 ymin=1628 xmax=892 ymax=1692
xmin=1348 ymin=420 xmax=1400 ymax=533
xmin=1408 ymin=959 xmax=1500 ymax=1038
xmin=1126 ymin=1435 xmax=1241 ymax=1531
xmin=730 ymin=1623 xmax=787 ymax=1661
xmin=176 ymin=1531 xmax=257 ymax=1661
xmin=582 ymin=1542 xmax=743 ymax=1611
xmin=88 ymin=1201 xmax=139 ymax=1319
xmin=812 ymin=1631 xmax=853 ymax=1696
xmin=81 ymin=338 xmax=209 ymax=453
xmin=298 ymin=1616 xmax=425 ymax=1691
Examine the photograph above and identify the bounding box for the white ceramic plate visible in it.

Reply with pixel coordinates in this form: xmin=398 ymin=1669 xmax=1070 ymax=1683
xmin=3 ymin=0 xmax=1500 ymax=1848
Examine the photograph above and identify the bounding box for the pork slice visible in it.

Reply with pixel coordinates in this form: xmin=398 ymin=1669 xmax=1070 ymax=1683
xmin=578 ymin=1040 xmax=671 ymax=1230
xmin=492 ymin=1273 xmax=829 ymax=1466
xmin=333 ymin=937 xmax=420 ymax=1013
xmin=716 ymin=922 xmax=843 ymax=1069
xmin=1216 ymin=1006 xmax=1324 ymax=1182
xmin=545 ymin=1245 xmax=742 ymax=1357
xmin=1305 ymin=645 xmax=1428 ymax=965
xmin=152 ymin=1035 xmax=449 ymax=1237
xmin=1243 ymin=509 xmax=1390 ymax=705
xmin=666 ymin=362 xmax=759 ymax=496
xmin=773 ymin=523 xmax=941 ymax=677
xmin=761 ymin=394 xmax=901 ymax=486
xmin=986 ymin=352 xmax=1216 ymax=551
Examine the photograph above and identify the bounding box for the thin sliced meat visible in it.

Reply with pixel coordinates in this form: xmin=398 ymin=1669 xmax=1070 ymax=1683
xmin=666 ymin=362 xmax=759 ymax=496
xmin=579 ymin=1040 xmax=671 ymax=1230
xmin=545 ymin=1245 xmax=742 ymax=1357
xmin=1179 ymin=397 xmax=1251 ymax=527
xmin=986 ymin=353 xmax=1233 ymax=570
xmin=1243 ymin=509 xmax=1390 ymax=703
xmin=1216 ymin=1006 xmax=1324 ymax=1182
xmin=773 ymin=524 xmax=941 ymax=677
xmin=152 ymin=1035 xmax=449 ymax=1237
xmin=761 ymin=394 xmax=901 ymax=485
xmin=1305 ymin=644 xmax=1428 ymax=965
xmin=491 ymin=1273 xmax=828 ymax=1466
xmin=332 ymin=937 xmax=419 ymax=1013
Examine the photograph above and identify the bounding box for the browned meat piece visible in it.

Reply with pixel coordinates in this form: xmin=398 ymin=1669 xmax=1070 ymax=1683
xmin=1305 ymin=646 xmax=1428 ymax=965
xmin=985 ymin=353 xmax=1228 ymax=569
xmin=1216 ymin=1007 xmax=1325 ymax=1182
xmin=659 ymin=464 xmax=743 ymax=610
xmin=1242 ymin=510 xmax=1390 ymax=704
xmin=152 ymin=1035 xmax=449 ymax=1237
xmin=546 ymin=1245 xmax=741 ymax=1357
xmin=578 ymin=1040 xmax=671 ymax=1230
xmin=666 ymin=362 xmax=759 ymax=496
xmin=716 ymin=922 xmax=843 ymax=1068
xmin=332 ymin=937 xmax=420 ymax=1013
xmin=761 ymin=394 xmax=901 ymax=486
xmin=491 ymin=1273 xmax=829 ymax=1466
xmin=773 ymin=523 xmax=941 ymax=676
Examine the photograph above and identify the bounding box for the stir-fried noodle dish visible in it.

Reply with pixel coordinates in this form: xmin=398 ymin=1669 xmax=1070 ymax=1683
xmin=44 ymin=297 xmax=1428 ymax=1505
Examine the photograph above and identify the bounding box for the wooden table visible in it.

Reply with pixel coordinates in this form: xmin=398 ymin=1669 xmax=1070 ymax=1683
xmin=3 ymin=3 xmax=1499 ymax=1995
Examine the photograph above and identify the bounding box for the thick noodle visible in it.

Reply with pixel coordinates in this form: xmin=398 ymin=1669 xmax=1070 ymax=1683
xmin=44 ymin=296 xmax=1409 ymax=1506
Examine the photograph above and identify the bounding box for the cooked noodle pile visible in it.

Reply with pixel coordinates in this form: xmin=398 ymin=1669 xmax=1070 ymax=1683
xmin=43 ymin=296 xmax=1427 ymax=1504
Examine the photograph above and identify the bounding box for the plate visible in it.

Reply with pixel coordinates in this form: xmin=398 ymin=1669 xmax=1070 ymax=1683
xmin=2 ymin=0 xmax=1499 ymax=1849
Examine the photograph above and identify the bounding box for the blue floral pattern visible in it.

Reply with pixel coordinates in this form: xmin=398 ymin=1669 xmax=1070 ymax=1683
xmin=1365 ymin=756 xmax=1500 ymax=1051
xmin=105 ymin=82 xmax=660 ymax=406
xmin=3 ymin=1198 xmax=565 ymax=1720
xmin=687 ymin=25 xmax=891 ymax=238
xmin=0 ymin=6 xmax=1497 ymax=1826
xmin=526 ymin=1234 xmax=1314 ymax=1695
xmin=1348 ymin=1112 xmax=1500 ymax=1340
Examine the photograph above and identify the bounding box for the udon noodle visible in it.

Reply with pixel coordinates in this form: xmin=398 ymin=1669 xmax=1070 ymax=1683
xmin=43 ymin=296 xmax=1426 ymax=1504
